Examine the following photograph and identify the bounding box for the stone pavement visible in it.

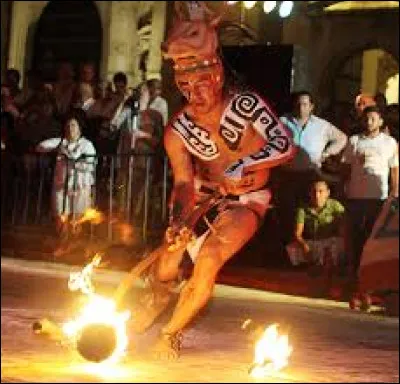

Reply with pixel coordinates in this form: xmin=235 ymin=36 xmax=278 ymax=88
xmin=1 ymin=258 xmax=398 ymax=383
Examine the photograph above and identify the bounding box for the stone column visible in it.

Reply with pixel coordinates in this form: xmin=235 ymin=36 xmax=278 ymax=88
xmin=7 ymin=1 xmax=47 ymax=84
xmin=146 ymin=1 xmax=167 ymax=81
xmin=7 ymin=1 xmax=31 ymax=79
xmin=281 ymin=4 xmax=312 ymax=93
xmin=1 ymin=1 xmax=11 ymax=81
xmin=361 ymin=49 xmax=382 ymax=95
xmin=104 ymin=1 xmax=139 ymax=87
xmin=95 ymin=1 xmax=111 ymax=83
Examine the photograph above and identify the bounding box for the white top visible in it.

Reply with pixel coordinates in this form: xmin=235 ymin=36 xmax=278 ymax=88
xmin=149 ymin=96 xmax=168 ymax=126
xmin=280 ymin=114 xmax=347 ymax=171
xmin=36 ymin=137 xmax=96 ymax=190
xmin=342 ymin=133 xmax=399 ymax=199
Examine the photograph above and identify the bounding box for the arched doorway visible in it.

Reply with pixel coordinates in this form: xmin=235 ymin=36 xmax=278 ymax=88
xmin=32 ymin=0 xmax=102 ymax=82
xmin=328 ymin=48 xmax=399 ymax=126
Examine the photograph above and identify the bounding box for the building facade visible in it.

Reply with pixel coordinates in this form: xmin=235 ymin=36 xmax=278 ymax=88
xmin=1 ymin=1 xmax=398 ymax=117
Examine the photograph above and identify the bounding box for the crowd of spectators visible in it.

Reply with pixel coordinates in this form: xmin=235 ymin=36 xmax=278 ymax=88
xmin=1 ymin=63 xmax=168 ymax=157
xmin=276 ymin=91 xmax=398 ymax=280
xmin=1 ymin=63 xmax=169 ymax=246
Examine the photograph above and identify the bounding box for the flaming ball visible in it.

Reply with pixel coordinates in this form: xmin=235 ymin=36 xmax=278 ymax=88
xmin=76 ymin=323 xmax=117 ymax=363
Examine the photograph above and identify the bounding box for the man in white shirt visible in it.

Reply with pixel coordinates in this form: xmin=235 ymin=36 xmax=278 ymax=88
xmin=342 ymin=105 xmax=399 ymax=275
xmin=280 ymin=91 xmax=348 ymax=173
xmin=147 ymin=79 xmax=169 ymax=127
xmin=277 ymin=91 xmax=348 ymax=243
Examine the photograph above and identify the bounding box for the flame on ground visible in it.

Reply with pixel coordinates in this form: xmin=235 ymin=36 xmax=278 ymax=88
xmin=62 ymin=255 xmax=130 ymax=365
xmin=76 ymin=208 xmax=105 ymax=226
xmin=249 ymin=323 xmax=292 ymax=378
xmin=60 ymin=214 xmax=68 ymax=224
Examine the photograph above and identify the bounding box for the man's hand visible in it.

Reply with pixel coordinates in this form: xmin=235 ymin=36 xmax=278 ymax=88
xmin=292 ymin=238 xmax=311 ymax=259
xmin=301 ymin=241 xmax=311 ymax=256
xmin=222 ymin=160 xmax=245 ymax=195
xmin=220 ymin=172 xmax=257 ymax=196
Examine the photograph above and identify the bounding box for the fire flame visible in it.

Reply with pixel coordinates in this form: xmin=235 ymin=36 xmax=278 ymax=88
xmin=60 ymin=214 xmax=68 ymax=224
xmin=249 ymin=324 xmax=292 ymax=378
xmin=62 ymin=255 xmax=130 ymax=365
xmin=76 ymin=208 xmax=105 ymax=226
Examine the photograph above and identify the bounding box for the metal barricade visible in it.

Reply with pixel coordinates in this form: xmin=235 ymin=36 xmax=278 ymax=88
xmin=0 ymin=151 xmax=171 ymax=245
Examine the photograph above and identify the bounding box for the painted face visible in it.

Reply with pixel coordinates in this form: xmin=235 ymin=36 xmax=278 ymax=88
xmin=174 ymin=61 xmax=224 ymax=114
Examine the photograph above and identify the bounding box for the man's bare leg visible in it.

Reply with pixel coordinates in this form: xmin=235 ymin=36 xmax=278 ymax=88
xmin=152 ymin=207 xmax=259 ymax=359
xmin=131 ymin=243 xmax=186 ymax=333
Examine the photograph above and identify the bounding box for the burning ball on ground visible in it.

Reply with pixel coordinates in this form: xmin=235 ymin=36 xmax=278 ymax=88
xmin=76 ymin=323 xmax=117 ymax=363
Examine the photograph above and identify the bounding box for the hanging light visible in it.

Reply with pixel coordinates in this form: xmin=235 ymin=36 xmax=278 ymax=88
xmin=279 ymin=1 xmax=294 ymax=18
xmin=243 ymin=1 xmax=257 ymax=9
xmin=263 ymin=1 xmax=277 ymax=14
xmin=227 ymin=1 xmax=238 ymax=4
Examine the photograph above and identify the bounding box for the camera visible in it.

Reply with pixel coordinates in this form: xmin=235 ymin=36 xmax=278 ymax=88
xmin=124 ymin=87 xmax=141 ymax=114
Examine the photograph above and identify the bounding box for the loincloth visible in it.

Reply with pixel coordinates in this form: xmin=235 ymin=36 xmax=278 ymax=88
xmin=186 ymin=185 xmax=271 ymax=262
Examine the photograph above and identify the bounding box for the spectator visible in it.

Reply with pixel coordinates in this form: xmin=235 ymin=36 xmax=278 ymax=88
xmin=107 ymin=71 xmax=131 ymax=143
xmin=286 ymin=179 xmax=346 ymax=271
xmin=5 ymin=69 xmax=21 ymax=99
xmin=1 ymin=84 xmax=20 ymax=119
xmin=147 ymin=78 xmax=169 ymax=126
xmin=112 ymin=82 xmax=159 ymax=156
xmin=53 ymin=61 xmax=77 ymax=117
xmin=72 ymin=82 xmax=96 ymax=112
xmin=342 ymin=105 xmax=399 ymax=275
xmin=88 ymin=72 xmax=130 ymax=154
xmin=14 ymin=70 xmax=42 ymax=109
xmin=276 ymin=91 xmax=347 ymax=243
xmin=347 ymin=93 xmax=377 ymax=136
xmin=14 ymin=84 xmax=61 ymax=152
xmin=280 ymin=91 xmax=348 ymax=174
xmin=113 ymin=72 xmax=129 ymax=99
xmin=79 ymin=62 xmax=96 ymax=85
xmin=79 ymin=61 xmax=101 ymax=99
xmin=111 ymin=83 xmax=162 ymax=214
xmin=355 ymin=93 xmax=376 ymax=117
xmin=36 ymin=114 xmax=96 ymax=234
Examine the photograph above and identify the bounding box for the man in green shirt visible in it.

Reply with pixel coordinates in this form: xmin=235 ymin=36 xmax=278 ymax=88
xmin=286 ymin=179 xmax=346 ymax=268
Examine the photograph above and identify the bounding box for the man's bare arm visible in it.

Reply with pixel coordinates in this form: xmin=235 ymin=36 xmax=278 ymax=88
xmin=293 ymin=222 xmax=310 ymax=254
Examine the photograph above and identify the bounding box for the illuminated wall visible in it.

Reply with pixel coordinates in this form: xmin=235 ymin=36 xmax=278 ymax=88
xmin=6 ymin=1 xmax=167 ymax=87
